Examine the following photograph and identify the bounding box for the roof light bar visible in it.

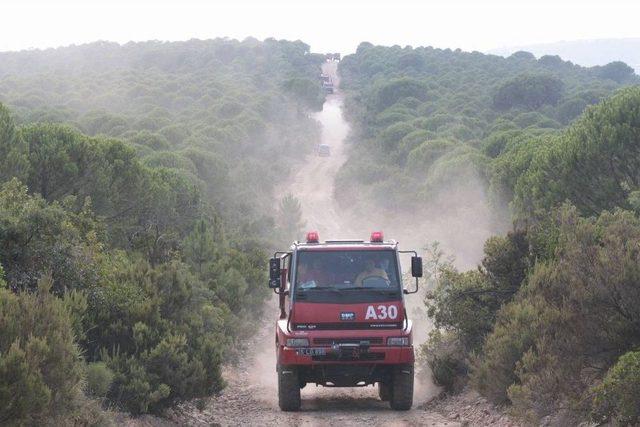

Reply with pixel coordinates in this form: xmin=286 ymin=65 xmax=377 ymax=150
xmin=306 ymin=231 xmax=320 ymax=243
xmin=370 ymin=231 xmax=384 ymax=242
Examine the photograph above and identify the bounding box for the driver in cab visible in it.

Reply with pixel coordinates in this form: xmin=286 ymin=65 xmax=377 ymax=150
xmin=354 ymin=259 xmax=388 ymax=287
xmin=297 ymin=259 xmax=332 ymax=287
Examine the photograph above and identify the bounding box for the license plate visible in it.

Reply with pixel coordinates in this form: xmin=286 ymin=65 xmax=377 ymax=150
xmin=296 ymin=347 xmax=326 ymax=356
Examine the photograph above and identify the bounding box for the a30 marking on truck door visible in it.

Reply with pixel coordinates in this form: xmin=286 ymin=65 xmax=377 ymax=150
xmin=365 ymin=305 xmax=398 ymax=320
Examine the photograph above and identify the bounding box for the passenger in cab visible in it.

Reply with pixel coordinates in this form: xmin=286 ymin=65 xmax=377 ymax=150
xmin=354 ymin=258 xmax=388 ymax=287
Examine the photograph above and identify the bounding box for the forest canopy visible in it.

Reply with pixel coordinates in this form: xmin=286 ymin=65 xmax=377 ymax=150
xmin=335 ymin=42 xmax=637 ymax=214
xmin=337 ymin=42 xmax=640 ymax=424
xmin=1 ymin=36 xmax=640 ymax=424
xmin=0 ymin=38 xmax=324 ymax=422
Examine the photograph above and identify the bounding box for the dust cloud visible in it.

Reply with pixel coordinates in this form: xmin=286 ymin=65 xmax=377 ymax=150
xmin=162 ymin=59 xmax=492 ymax=427
xmin=290 ymin=62 xmax=506 ymax=271
xmin=285 ymin=58 xmax=506 ymax=389
xmin=287 ymin=61 xmax=352 ymax=239
xmin=230 ymin=59 xmax=503 ymax=423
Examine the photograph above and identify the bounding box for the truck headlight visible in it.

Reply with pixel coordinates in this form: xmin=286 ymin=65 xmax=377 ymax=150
xmin=387 ymin=337 xmax=410 ymax=346
xmin=286 ymin=338 xmax=309 ymax=347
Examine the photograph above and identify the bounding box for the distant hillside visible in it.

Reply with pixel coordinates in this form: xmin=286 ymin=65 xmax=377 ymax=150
xmin=490 ymin=38 xmax=640 ymax=73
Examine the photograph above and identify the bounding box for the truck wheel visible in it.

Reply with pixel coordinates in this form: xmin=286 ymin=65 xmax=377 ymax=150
xmin=378 ymin=381 xmax=391 ymax=401
xmin=390 ymin=365 xmax=413 ymax=410
xmin=278 ymin=365 xmax=301 ymax=411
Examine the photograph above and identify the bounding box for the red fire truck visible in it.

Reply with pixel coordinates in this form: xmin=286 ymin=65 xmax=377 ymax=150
xmin=269 ymin=231 xmax=422 ymax=411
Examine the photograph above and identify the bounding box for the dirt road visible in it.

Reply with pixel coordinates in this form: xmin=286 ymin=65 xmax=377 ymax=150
xmin=288 ymin=61 xmax=352 ymax=238
xmin=155 ymin=60 xmax=521 ymax=427
xmin=167 ymin=323 xmax=463 ymax=427
xmin=160 ymin=61 xmax=462 ymax=427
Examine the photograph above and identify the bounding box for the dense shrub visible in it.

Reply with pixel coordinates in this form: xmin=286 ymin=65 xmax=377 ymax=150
xmin=426 ymin=231 xmax=531 ymax=352
xmin=337 ymin=41 xmax=640 ymax=425
xmin=86 ymin=362 xmax=114 ymax=399
xmin=591 ymin=350 xmax=640 ymax=425
xmin=0 ymin=277 xmax=85 ymax=424
xmin=471 ymin=299 xmax=541 ymax=404
xmin=83 ymin=259 xmax=229 ymax=413
xmin=475 ymin=207 xmax=640 ymax=420
xmin=0 ymin=38 xmax=323 ymax=417
xmin=0 ymin=178 xmax=102 ymax=294
xmin=420 ymin=330 xmax=467 ymax=393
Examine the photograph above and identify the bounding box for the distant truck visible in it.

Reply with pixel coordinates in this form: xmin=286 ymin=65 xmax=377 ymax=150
xmin=269 ymin=231 xmax=423 ymax=411
xmin=320 ymin=74 xmax=334 ymax=94
xmin=317 ymin=144 xmax=331 ymax=157
xmin=322 ymin=81 xmax=334 ymax=94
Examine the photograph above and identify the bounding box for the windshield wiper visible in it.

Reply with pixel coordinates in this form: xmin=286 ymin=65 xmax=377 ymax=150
xmin=296 ymin=286 xmax=341 ymax=292
xmin=339 ymin=286 xmax=398 ymax=291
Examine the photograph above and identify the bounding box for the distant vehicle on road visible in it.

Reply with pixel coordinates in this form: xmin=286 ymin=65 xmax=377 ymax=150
xmin=320 ymin=73 xmax=334 ymax=93
xmin=317 ymin=144 xmax=331 ymax=157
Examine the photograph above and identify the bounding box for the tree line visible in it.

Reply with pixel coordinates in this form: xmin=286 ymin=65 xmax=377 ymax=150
xmin=0 ymin=38 xmax=324 ymax=424
xmin=338 ymin=42 xmax=640 ymax=424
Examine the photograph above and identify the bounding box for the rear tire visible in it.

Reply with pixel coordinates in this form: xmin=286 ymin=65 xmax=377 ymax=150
xmin=278 ymin=365 xmax=301 ymax=411
xmin=390 ymin=365 xmax=413 ymax=410
xmin=378 ymin=381 xmax=391 ymax=401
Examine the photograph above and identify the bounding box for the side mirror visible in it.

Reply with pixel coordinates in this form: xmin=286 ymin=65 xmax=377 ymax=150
xmin=269 ymin=258 xmax=281 ymax=289
xmin=411 ymin=256 xmax=423 ymax=278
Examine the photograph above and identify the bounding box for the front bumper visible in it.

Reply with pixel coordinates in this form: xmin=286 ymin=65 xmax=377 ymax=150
xmin=278 ymin=345 xmax=414 ymax=365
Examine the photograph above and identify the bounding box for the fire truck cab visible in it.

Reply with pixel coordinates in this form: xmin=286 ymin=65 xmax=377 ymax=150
xmin=269 ymin=231 xmax=422 ymax=411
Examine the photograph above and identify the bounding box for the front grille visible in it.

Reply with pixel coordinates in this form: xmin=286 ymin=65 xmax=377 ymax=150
xmin=312 ymin=352 xmax=385 ymax=362
xmin=313 ymin=337 xmax=384 ymax=346
xmin=294 ymin=322 xmax=403 ymax=330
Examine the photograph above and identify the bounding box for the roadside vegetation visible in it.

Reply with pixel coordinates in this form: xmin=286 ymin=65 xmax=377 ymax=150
xmin=335 ymin=43 xmax=637 ymax=213
xmin=338 ymin=43 xmax=640 ymax=424
xmin=0 ymin=38 xmax=323 ymax=423
xmin=3 ymin=36 xmax=639 ymax=424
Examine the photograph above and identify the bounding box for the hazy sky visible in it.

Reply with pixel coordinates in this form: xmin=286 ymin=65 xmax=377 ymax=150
xmin=2 ymin=0 xmax=640 ymax=54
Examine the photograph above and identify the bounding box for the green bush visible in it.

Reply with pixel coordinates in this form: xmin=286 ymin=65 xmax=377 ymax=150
xmin=85 ymin=260 xmax=227 ymax=414
xmin=86 ymin=362 xmax=114 ymax=398
xmin=591 ymin=350 xmax=640 ymax=425
xmin=0 ymin=38 xmax=322 ymax=418
xmin=426 ymin=231 xmax=531 ymax=352
xmin=0 ymin=277 xmax=85 ymax=424
xmin=0 ymin=263 xmax=5 ymax=288
xmin=420 ymin=330 xmax=467 ymax=393
xmin=474 ymin=207 xmax=640 ymax=421
xmin=0 ymin=178 xmax=103 ymax=294
xmin=427 ymin=268 xmax=494 ymax=350
xmin=470 ymin=299 xmax=541 ymax=404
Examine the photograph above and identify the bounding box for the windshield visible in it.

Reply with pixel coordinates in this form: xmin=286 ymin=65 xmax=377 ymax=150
xmin=294 ymin=249 xmax=401 ymax=303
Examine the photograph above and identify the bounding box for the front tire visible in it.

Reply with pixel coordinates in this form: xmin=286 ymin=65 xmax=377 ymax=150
xmin=390 ymin=365 xmax=413 ymax=410
xmin=278 ymin=365 xmax=301 ymax=411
